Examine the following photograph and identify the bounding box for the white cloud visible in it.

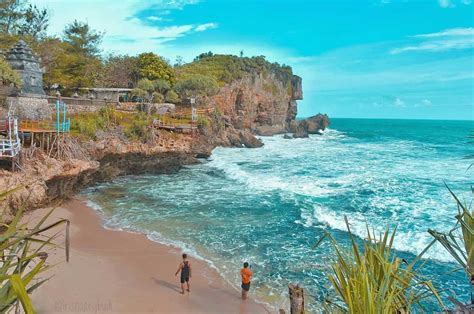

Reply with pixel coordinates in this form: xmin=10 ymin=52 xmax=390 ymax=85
xmin=461 ymin=0 xmax=472 ymax=4
xmin=421 ymin=99 xmax=432 ymax=106
xmin=413 ymin=99 xmax=433 ymax=107
xmin=147 ymin=16 xmax=163 ymax=21
xmin=153 ymin=0 xmax=200 ymax=10
xmin=195 ymin=23 xmax=218 ymax=32
xmin=31 ymin=0 xmax=218 ymax=55
xmin=391 ymin=39 xmax=474 ymax=54
xmin=393 ymin=97 xmax=406 ymax=107
xmin=414 ymin=27 xmax=474 ymax=38
xmin=391 ymin=27 xmax=474 ymax=54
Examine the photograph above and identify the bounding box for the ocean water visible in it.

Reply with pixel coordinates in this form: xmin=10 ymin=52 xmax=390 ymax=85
xmin=84 ymin=118 xmax=473 ymax=312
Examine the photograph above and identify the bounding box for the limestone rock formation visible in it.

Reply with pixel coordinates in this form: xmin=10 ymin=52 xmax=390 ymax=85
xmin=291 ymin=114 xmax=330 ymax=137
xmin=209 ymin=72 xmax=303 ymax=138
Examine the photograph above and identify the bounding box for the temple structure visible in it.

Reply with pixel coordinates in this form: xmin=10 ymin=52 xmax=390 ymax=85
xmin=5 ymin=40 xmax=50 ymax=120
xmin=6 ymin=40 xmax=45 ymax=96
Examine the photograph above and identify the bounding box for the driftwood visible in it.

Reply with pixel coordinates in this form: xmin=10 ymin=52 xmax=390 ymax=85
xmin=289 ymin=284 xmax=304 ymax=314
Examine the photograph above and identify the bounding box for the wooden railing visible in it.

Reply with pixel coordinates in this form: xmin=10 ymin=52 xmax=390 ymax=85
xmin=19 ymin=119 xmax=71 ymax=133
xmin=0 ymin=139 xmax=21 ymax=158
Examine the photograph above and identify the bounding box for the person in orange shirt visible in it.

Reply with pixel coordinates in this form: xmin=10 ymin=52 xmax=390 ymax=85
xmin=240 ymin=262 xmax=253 ymax=300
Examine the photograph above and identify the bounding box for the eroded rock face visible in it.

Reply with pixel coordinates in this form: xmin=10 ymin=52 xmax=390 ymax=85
xmin=209 ymin=71 xmax=303 ymax=138
xmin=293 ymin=127 xmax=309 ymax=139
xmin=0 ymin=131 xmax=209 ymax=221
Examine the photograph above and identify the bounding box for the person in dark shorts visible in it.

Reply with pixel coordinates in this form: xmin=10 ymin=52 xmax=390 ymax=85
xmin=240 ymin=262 xmax=253 ymax=300
xmin=175 ymin=253 xmax=192 ymax=294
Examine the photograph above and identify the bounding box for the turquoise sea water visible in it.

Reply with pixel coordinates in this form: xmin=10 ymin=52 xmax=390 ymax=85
xmin=84 ymin=118 xmax=473 ymax=312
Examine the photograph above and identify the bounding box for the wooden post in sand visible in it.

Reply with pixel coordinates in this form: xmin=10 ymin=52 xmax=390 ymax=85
xmin=289 ymin=284 xmax=304 ymax=314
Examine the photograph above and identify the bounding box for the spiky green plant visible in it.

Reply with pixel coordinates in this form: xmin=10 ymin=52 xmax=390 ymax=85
xmin=0 ymin=189 xmax=70 ymax=313
xmin=314 ymin=217 xmax=443 ymax=313
xmin=428 ymin=184 xmax=473 ymax=309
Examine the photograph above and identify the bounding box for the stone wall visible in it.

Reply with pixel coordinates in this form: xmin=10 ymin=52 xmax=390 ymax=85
xmin=7 ymin=96 xmax=51 ymax=120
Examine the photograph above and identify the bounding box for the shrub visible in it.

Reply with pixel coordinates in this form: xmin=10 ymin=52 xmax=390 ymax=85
xmin=133 ymin=79 xmax=167 ymax=104
xmin=174 ymin=74 xmax=219 ymax=98
xmin=428 ymin=184 xmax=473 ymax=310
xmin=0 ymin=189 xmax=70 ymax=313
xmin=123 ymin=112 xmax=151 ymax=141
xmin=70 ymin=112 xmax=102 ymax=139
xmin=152 ymin=92 xmax=164 ymax=104
xmin=165 ymin=90 xmax=180 ymax=103
xmin=314 ymin=217 xmax=443 ymax=313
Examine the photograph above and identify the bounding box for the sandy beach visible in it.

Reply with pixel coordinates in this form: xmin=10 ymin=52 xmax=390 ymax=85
xmin=27 ymin=198 xmax=269 ymax=314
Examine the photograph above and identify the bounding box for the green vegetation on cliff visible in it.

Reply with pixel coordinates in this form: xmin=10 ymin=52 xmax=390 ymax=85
xmin=176 ymin=52 xmax=294 ymax=87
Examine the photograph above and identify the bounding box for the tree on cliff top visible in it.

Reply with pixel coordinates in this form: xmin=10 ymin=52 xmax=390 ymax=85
xmin=63 ymin=20 xmax=103 ymax=57
xmin=37 ymin=20 xmax=104 ymax=89
xmin=176 ymin=54 xmax=294 ymax=87
xmin=174 ymin=74 xmax=219 ymax=99
xmin=136 ymin=52 xmax=175 ymax=85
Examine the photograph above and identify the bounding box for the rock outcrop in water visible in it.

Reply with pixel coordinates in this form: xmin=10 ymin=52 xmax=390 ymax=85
xmin=290 ymin=114 xmax=330 ymax=138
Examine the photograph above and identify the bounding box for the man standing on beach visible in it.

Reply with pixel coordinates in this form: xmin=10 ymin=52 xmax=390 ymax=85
xmin=240 ymin=262 xmax=253 ymax=300
xmin=175 ymin=253 xmax=192 ymax=294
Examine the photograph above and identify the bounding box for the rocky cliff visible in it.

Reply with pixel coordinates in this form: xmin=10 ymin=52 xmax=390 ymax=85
xmin=194 ymin=71 xmax=304 ymax=149
xmin=1 ymin=54 xmax=330 ymax=220
xmin=176 ymin=54 xmax=306 ymax=147
xmin=0 ymin=131 xmax=205 ymax=222
xmin=210 ymin=72 xmax=302 ymax=137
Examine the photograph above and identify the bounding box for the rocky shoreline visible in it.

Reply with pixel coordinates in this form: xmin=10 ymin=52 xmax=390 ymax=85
xmin=0 ymin=113 xmax=329 ymax=222
xmin=1 ymin=68 xmax=329 ymax=221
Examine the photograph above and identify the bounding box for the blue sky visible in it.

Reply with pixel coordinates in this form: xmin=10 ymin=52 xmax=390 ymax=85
xmin=34 ymin=0 xmax=473 ymax=120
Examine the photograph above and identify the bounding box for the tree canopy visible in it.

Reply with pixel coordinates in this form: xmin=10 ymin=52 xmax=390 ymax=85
xmin=63 ymin=20 xmax=103 ymax=57
xmin=174 ymin=74 xmax=219 ymax=98
xmin=136 ymin=53 xmax=175 ymax=85
xmin=0 ymin=0 xmax=49 ymax=40
xmin=99 ymin=55 xmax=139 ymax=88
xmin=176 ymin=54 xmax=293 ymax=87
xmin=132 ymin=79 xmax=166 ymax=104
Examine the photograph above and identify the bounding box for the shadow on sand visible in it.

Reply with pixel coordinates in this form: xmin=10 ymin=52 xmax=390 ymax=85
xmin=152 ymin=277 xmax=182 ymax=293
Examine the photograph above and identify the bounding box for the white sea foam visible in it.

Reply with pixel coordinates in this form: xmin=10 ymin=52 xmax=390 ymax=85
xmin=310 ymin=204 xmax=455 ymax=263
xmin=85 ymin=199 xmax=103 ymax=213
